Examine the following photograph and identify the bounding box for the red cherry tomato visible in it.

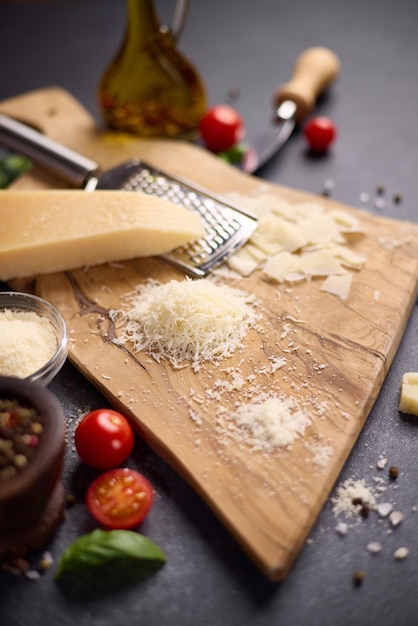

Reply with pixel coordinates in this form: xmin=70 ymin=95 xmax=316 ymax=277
xmin=75 ymin=409 xmax=134 ymax=470
xmin=199 ymin=105 xmax=245 ymax=153
xmin=303 ymin=116 xmax=337 ymax=153
xmin=86 ymin=468 xmax=154 ymax=529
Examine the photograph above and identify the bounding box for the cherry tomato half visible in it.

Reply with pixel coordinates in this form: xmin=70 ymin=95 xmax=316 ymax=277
xmin=303 ymin=116 xmax=337 ymax=153
xmin=86 ymin=468 xmax=154 ymax=529
xmin=75 ymin=409 xmax=134 ymax=470
xmin=199 ymin=105 xmax=245 ymax=153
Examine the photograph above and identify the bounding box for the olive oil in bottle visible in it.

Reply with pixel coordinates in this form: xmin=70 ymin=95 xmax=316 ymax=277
xmin=98 ymin=0 xmax=207 ymax=138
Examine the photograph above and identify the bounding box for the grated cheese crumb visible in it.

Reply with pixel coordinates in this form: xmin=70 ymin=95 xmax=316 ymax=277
xmin=377 ymin=502 xmax=393 ymax=518
xmin=335 ymin=522 xmax=349 ymax=536
xmin=367 ymin=542 xmax=382 ymax=554
xmin=389 ymin=511 xmax=404 ymax=527
xmin=332 ymin=478 xmax=377 ymax=520
xmin=394 ymin=547 xmax=409 ymax=560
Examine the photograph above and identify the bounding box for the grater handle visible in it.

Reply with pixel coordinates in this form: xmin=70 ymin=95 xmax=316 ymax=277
xmin=0 ymin=113 xmax=99 ymax=188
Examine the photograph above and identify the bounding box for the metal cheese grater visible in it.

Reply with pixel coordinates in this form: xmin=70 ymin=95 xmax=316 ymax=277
xmin=0 ymin=114 xmax=258 ymax=278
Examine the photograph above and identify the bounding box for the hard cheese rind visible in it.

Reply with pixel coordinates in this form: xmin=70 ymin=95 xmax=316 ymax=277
xmin=0 ymin=190 xmax=204 ymax=280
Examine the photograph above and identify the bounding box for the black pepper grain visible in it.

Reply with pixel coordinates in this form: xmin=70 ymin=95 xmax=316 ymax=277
xmin=360 ymin=503 xmax=370 ymax=518
xmin=65 ymin=493 xmax=76 ymax=508
xmin=388 ymin=466 xmax=399 ymax=480
xmin=353 ymin=570 xmax=365 ymax=587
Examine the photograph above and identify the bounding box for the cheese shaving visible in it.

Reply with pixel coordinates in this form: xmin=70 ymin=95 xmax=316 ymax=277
xmin=225 ymin=192 xmax=367 ymax=299
xmin=115 ymin=278 xmax=260 ymax=371
xmin=320 ymin=274 xmax=353 ymax=299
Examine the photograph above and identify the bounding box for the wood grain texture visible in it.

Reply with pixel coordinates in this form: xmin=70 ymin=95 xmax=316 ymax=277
xmin=2 ymin=88 xmax=418 ymax=579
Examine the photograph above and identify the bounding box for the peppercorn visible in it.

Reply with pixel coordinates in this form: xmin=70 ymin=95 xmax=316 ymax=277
xmin=353 ymin=570 xmax=365 ymax=587
xmin=388 ymin=466 xmax=399 ymax=480
xmin=65 ymin=493 xmax=76 ymax=508
xmin=360 ymin=503 xmax=370 ymax=518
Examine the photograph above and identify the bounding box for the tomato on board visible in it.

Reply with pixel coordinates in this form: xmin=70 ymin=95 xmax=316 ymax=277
xmin=86 ymin=468 xmax=154 ymax=529
xmin=74 ymin=409 xmax=134 ymax=470
xmin=303 ymin=116 xmax=337 ymax=153
xmin=199 ymin=104 xmax=245 ymax=153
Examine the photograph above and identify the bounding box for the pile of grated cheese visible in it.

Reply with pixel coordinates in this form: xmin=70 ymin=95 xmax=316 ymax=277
xmin=0 ymin=310 xmax=57 ymax=378
xmin=331 ymin=478 xmax=378 ymax=520
xmin=215 ymin=394 xmax=311 ymax=452
xmin=114 ymin=278 xmax=260 ymax=371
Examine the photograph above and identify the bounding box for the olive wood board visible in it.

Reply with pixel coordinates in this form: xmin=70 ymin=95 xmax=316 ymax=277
xmin=2 ymin=87 xmax=418 ymax=580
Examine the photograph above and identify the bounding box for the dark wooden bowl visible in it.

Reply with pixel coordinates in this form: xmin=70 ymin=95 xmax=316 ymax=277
xmin=0 ymin=376 xmax=66 ymax=558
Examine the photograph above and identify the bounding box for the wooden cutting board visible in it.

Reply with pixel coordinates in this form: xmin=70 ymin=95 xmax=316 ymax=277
xmin=2 ymin=87 xmax=418 ymax=580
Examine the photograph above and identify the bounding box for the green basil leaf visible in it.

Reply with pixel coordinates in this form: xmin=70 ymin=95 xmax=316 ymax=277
xmin=55 ymin=529 xmax=166 ymax=579
xmin=217 ymin=142 xmax=248 ymax=165
xmin=0 ymin=154 xmax=32 ymax=188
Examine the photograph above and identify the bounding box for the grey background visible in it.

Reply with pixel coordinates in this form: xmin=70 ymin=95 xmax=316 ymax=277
xmin=1 ymin=1 xmax=418 ymax=625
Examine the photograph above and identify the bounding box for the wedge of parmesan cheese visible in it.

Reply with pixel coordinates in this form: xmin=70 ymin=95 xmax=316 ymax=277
xmin=0 ymin=189 xmax=204 ymax=280
xmin=399 ymin=372 xmax=418 ymax=416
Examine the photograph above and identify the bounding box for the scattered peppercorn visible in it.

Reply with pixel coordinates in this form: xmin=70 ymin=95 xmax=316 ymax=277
xmin=353 ymin=570 xmax=365 ymax=587
xmin=376 ymin=184 xmax=385 ymax=195
xmin=360 ymin=503 xmax=370 ymax=518
xmin=388 ymin=466 xmax=399 ymax=480
xmin=65 ymin=493 xmax=76 ymax=508
xmin=38 ymin=551 xmax=53 ymax=572
xmin=393 ymin=193 xmax=402 ymax=204
xmin=1 ymin=557 xmax=29 ymax=575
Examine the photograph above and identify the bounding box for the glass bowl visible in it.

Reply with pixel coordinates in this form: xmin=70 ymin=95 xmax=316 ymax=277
xmin=0 ymin=291 xmax=68 ymax=386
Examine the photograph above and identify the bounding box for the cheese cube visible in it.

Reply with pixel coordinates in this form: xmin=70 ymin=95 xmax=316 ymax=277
xmin=399 ymin=372 xmax=418 ymax=416
xmin=0 ymin=189 xmax=204 ymax=280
